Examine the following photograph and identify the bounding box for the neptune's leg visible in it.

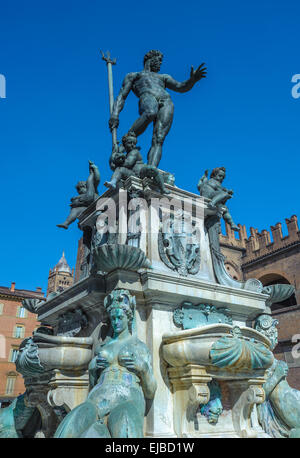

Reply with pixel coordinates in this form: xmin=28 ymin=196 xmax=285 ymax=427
xmin=130 ymin=94 xmax=158 ymax=136
xmin=147 ymin=100 xmax=174 ymax=167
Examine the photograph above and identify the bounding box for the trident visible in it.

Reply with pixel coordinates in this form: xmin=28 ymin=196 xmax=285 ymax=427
xmin=101 ymin=50 xmax=117 ymax=148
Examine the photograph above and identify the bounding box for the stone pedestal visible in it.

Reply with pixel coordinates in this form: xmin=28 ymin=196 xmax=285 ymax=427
xmin=47 ymin=371 xmax=90 ymax=412
xmin=23 ymin=178 xmax=274 ymax=438
xmin=230 ymin=379 xmax=267 ymax=438
xmin=168 ymin=365 xmax=211 ymax=437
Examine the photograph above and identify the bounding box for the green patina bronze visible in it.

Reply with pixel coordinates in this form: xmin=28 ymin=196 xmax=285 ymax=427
xmin=57 ymin=160 xmax=100 ymax=229
xmin=258 ymin=360 xmax=300 ymax=438
xmin=92 ymin=243 xmax=151 ymax=273
xmin=210 ymin=326 xmax=273 ymax=371
xmin=254 ymin=315 xmax=300 ymax=438
xmin=109 ymin=50 xmax=206 ymax=168
xmin=0 ymin=394 xmax=40 ymax=438
xmin=197 ymin=168 xmax=263 ymax=291
xmin=104 ymin=131 xmax=170 ymax=194
xmin=198 ymin=168 xmax=239 ymax=232
xmin=173 ymin=301 xmax=232 ymax=330
xmin=200 ymin=380 xmax=223 ymax=425
xmin=54 ymin=289 xmax=157 ymax=438
xmin=15 ymin=337 xmax=45 ymax=378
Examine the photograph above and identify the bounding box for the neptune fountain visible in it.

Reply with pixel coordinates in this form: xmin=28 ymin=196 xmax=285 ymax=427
xmin=0 ymin=49 xmax=298 ymax=439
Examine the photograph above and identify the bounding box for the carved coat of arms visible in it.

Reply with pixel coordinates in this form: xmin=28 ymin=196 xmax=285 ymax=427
xmin=158 ymin=210 xmax=201 ymax=276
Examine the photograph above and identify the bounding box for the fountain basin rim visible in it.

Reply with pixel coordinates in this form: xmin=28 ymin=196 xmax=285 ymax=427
xmin=162 ymin=323 xmax=272 ymax=348
xmin=33 ymin=332 xmax=93 ymax=347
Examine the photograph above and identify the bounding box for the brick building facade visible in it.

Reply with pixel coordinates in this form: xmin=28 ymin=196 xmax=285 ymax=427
xmin=0 ymin=252 xmax=74 ymax=407
xmin=0 ymin=282 xmax=45 ymax=406
xmin=220 ymin=215 xmax=300 ymax=388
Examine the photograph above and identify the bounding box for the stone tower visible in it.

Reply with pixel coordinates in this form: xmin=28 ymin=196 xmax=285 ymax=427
xmin=46 ymin=252 xmax=74 ymax=296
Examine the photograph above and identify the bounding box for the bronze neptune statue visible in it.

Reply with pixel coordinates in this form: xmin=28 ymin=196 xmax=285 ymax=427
xmin=54 ymin=289 xmax=157 ymax=438
xmin=109 ymin=50 xmax=207 ymax=168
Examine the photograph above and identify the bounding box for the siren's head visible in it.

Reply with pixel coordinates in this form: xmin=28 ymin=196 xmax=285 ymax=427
xmin=109 ymin=307 xmax=130 ymax=336
xmin=104 ymin=289 xmax=136 ymax=335
xmin=143 ymin=50 xmax=163 ymax=73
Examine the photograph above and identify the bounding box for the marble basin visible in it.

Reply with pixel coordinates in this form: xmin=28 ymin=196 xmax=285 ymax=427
xmin=33 ymin=333 xmax=93 ymax=373
xmin=162 ymin=324 xmax=274 ymax=378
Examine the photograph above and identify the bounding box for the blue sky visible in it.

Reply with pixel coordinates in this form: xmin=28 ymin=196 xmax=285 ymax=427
xmin=0 ymin=0 xmax=299 ymax=293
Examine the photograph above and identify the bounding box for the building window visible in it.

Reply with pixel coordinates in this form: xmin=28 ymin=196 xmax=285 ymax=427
xmin=16 ymin=306 xmax=27 ymax=318
xmin=5 ymin=376 xmax=16 ymax=395
xmin=13 ymin=325 xmax=25 ymax=339
xmin=9 ymin=348 xmax=19 ymax=363
xmin=0 ymin=303 xmax=4 ymax=315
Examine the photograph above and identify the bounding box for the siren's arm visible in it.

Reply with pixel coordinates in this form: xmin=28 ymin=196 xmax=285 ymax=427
xmin=138 ymin=350 xmax=157 ymax=400
xmin=88 ymin=356 xmax=100 ymax=389
xmin=119 ymin=344 xmax=157 ymax=400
